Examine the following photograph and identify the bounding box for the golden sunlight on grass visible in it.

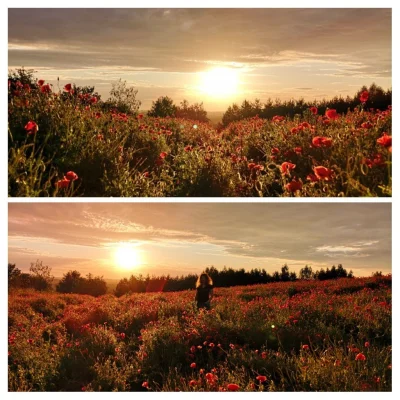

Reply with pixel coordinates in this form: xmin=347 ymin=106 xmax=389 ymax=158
xmin=113 ymin=242 xmax=143 ymax=270
xmin=198 ymin=67 xmax=240 ymax=98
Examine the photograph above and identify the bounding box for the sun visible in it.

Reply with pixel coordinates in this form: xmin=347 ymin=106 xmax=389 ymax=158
xmin=114 ymin=242 xmax=142 ymax=270
xmin=199 ymin=67 xmax=239 ymax=98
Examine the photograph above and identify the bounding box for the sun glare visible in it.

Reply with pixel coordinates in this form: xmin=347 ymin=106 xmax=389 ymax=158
xmin=114 ymin=243 xmax=142 ymax=270
xmin=199 ymin=67 xmax=239 ymax=97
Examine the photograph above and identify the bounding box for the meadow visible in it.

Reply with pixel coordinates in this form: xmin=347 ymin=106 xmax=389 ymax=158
xmin=8 ymin=75 xmax=392 ymax=197
xmin=8 ymin=275 xmax=392 ymax=391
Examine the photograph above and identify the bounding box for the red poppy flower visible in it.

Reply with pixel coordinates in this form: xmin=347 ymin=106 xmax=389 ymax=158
xmin=189 ymin=380 xmax=198 ymax=387
xmin=359 ymin=90 xmax=369 ymax=103
xmin=325 ymin=109 xmax=339 ymax=120
xmin=184 ymin=145 xmax=193 ymax=152
xmin=56 ymin=178 xmax=70 ymax=189
xmin=256 ymin=376 xmax=267 ymax=383
xmin=227 ymin=383 xmax=240 ymax=391
xmin=64 ymin=83 xmax=73 ymax=93
xmin=271 ymin=147 xmax=280 ymax=155
xmin=301 ymin=122 xmax=311 ymax=129
xmin=312 ymin=136 xmax=332 ymax=148
xmin=310 ymin=106 xmax=318 ymax=115
xmin=90 ymin=96 xmax=98 ymax=104
xmin=306 ymin=174 xmax=318 ymax=182
xmin=377 ymin=133 xmax=392 ymax=148
xmin=294 ymin=147 xmax=302 ymax=154
xmin=272 ymin=115 xmax=284 ymax=123
xmin=142 ymin=381 xmax=149 ymax=388
xmin=190 ymin=362 xmax=196 ymax=368
xmin=355 ymin=353 xmax=366 ymax=361
xmin=159 ymin=152 xmax=168 ymax=159
xmin=40 ymin=84 xmax=51 ymax=94
xmin=302 ymin=344 xmax=309 ymax=350
xmin=37 ymin=80 xmax=45 ymax=87
xmin=137 ymin=114 xmax=144 ymax=119
xmin=364 ymin=342 xmax=370 ymax=348
xmin=291 ymin=127 xmax=299 ymax=134
xmin=65 ymin=171 xmax=78 ymax=181
xmin=24 ymin=121 xmax=39 ymax=135
xmin=120 ymin=333 xmax=126 ymax=339
xmin=361 ymin=122 xmax=373 ymax=129
xmin=313 ymin=166 xmax=334 ymax=181
xmin=281 ymin=162 xmax=296 ymax=175
xmin=285 ymin=179 xmax=303 ymax=193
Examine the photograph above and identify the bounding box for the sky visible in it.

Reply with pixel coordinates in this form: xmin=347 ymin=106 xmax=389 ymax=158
xmin=8 ymin=203 xmax=391 ymax=279
xmin=8 ymin=8 xmax=392 ymax=111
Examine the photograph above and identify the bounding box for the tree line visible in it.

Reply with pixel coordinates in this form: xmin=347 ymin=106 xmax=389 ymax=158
xmin=9 ymin=261 xmax=357 ymax=297
xmin=221 ymin=83 xmax=392 ymax=126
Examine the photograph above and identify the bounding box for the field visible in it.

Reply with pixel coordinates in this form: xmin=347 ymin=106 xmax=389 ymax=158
xmin=8 ymin=78 xmax=392 ymax=197
xmin=8 ymin=276 xmax=392 ymax=392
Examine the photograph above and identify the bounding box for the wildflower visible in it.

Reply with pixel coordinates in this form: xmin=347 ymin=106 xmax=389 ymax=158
xmin=190 ymin=362 xmax=196 ymax=368
xmin=89 ymin=96 xmax=98 ymax=104
xmin=64 ymin=83 xmax=73 ymax=93
xmin=310 ymin=106 xmax=318 ymax=115
xmin=313 ymin=166 xmax=334 ymax=181
xmin=24 ymin=121 xmax=39 ymax=135
xmin=189 ymin=380 xmax=197 ymax=387
xmin=377 ymin=133 xmax=392 ymax=148
xmin=81 ymin=387 xmax=87 ymax=392
xmin=365 ymin=341 xmax=370 ymax=348
xmin=312 ymin=136 xmax=332 ymax=148
xmin=40 ymin=84 xmax=52 ymax=94
xmin=360 ymin=90 xmax=369 ymax=103
xmin=356 ymin=353 xmax=366 ymax=361
xmin=159 ymin=152 xmax=168 ymax=159
xmin=120 ymin=333 xmax=126 ymax=339
xmin=325 ymin=109 xmax=339 ymax=120
xmin=37 ymin=80 xmax=45 ymax=86
xmin=294 ymin=147 xmax=302 ymax=154
xmin=285 ymin=179 xmax=303 ymax=193
xmin=256 ymin=375 xmax=267 ymax=383
xmin=271 ymin=147 xmax=280 ymax=155
xmin=184 ymin=145 xmax=193 ymax=152
xmin=56 ymin=177 xmax=70 ymax=189
xmin=142 ymin=381 xmax=149 ymax=388
xmin=65 ymin=171 xmax=78 ymax=181
xmin=361 ymin=122 xmax=373 ymax=129
xmin=227 ymin=383 xmax=240 ymax=391
xmin=272 ymin=115 xmax=284 ymax=123
xmin=281 ymin=162 xmax=296 ymax=175
xmin=302 ymin=344 xmax=310 ymax=350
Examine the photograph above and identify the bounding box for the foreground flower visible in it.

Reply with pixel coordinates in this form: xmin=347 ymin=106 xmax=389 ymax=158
xmin=312 ymin=136 xmax=332 ymax=148
xmin=159 ymin=152 xmax=168 ymax=159
xmin=377 ymin=133 xmax=392 ymax=148
xmin=313 ymin=166 xmax=334 ymax=181
xmin=56 ymin=177 xmax=70 ymax=189
xmin=281 ymin=162 xmax=296 ymax=175
xmin=64 ymin=83 xmax=73 ymax=93
xmin=37 ymin=79 xmax=45 ymax=87
xmin=325 ymin=109 xmax=339 ymax=120
xmin=310 ymin=106 xmax=318 ymax=115
xmin=190 ymin=362 xmax=196 ymax=368
xmin=302 ymin=344 xmax=309 ymax=350
xmin=285 ymin=179 xmax=303 ymax=193
xmin=40 ymin=84 xmax=52 ymax=94
xmin=24 ymin=121 xmax=39 ymax=135
xmin=65 ymin=171 xmax=78 ymax=181
xmin=355 ymin=353 xmax=366 ymax=361
xmin=227 ymin=383 xmax=240 ymax=391
xmin=142 ymin=381 xmax=149 ymax=388
xmin=256 ymin=375 xmax=267 ymax=383
xmin=360 ymin=90 xmax=369 ymax=103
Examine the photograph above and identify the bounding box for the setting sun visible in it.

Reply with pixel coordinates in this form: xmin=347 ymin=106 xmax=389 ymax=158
xmin=199 ymin=67 xmax=239 ymax=98
xmin=114 ymin=242 xmax=142 ymax=270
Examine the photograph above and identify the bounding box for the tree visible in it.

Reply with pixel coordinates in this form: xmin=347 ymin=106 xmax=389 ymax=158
xmin=105 ymin=79 xmax=141 ymax=114
xmin=8 ymin=263 xmax=21 ymax=286
xmin=147 ymin=96 xmax=177 ymax=118
xmin=56 ymin=270 xmax=84 ymax=293
xmin=176 ymin=100 xmax=209 ymax=122
xmin=299 ymin=265 xmax=313 ymax=280
xmin=29 ymin=260 xmax=54 ymax=291
xmin=280 ymin=264 xmax=290 ymax=282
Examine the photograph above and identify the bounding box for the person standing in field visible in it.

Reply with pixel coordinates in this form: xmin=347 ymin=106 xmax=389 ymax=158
xmin=195 ymin=273 xmax=214 ymax=310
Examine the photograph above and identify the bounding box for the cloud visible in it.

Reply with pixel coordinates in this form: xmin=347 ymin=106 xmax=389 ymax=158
xmin=8 ymin=203 xmax=391 ymax=277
